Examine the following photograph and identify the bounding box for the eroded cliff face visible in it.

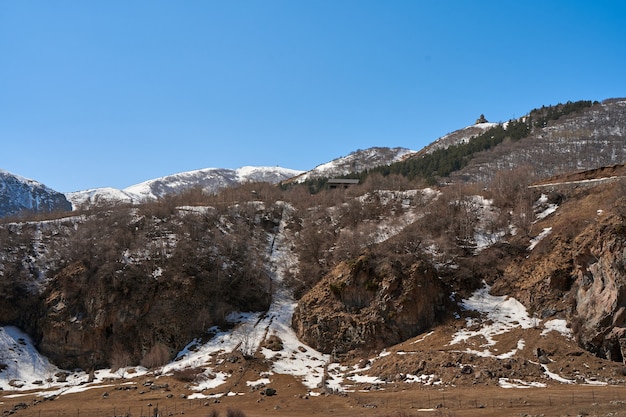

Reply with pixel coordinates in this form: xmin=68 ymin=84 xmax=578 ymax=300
xmin=292 ymin=254 xmax=449 ymax=356
xmin=33 ymin=259 xmax=271 ymax=370
xmin=570 ymin=216 xmax=626 ymax=362
xmin=488 ymin=184 xmax=626 ymax=363
xmin=0 ymin=202 xmax=280 ymax=371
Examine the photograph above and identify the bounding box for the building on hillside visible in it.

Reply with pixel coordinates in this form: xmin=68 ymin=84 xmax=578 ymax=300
xmin=327 ymin=178 xmax=359 ymax=189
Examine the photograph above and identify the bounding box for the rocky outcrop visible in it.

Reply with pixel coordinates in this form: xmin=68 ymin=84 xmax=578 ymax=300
xmin=32 ymin=259 xmax=271 ymax=370
xmin=569 ymin=215 xmax=626 ymax=362
xmin=488 ymin=183 xmax=626 ymax=363
xmin=0 ymin=202 xmax=279 ymax=371
xmin=292 ymin=254 xmax=449 ymax=356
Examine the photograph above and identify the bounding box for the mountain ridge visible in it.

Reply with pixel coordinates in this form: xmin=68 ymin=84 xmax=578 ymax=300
xmin=67 ymin=165 xmax=303 ymax=209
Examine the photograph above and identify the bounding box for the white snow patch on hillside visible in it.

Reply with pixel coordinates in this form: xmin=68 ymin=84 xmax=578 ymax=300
xmin=295 ymin=147 xmax=415 ymax=182
xmin=538 ymin=363 xmax=574 ymax=384
xmin=499 ymin=378 xmax=546 ymax=389
xmin=541 ymin=319 xmax=573 ymax=339
xmin=66 ymin=187 xmax=136 ymax=209
xmin=528 ymin=227 xmax=552 ymax=250
xmin=425 ymin=123 xmax=499 ymax=154
xmin=535 ymin=194 xmax=559 ymax=221
xmin=449 ymin=284 xmax=536 ymax=356
xmin=0 ymin=327 xmax=61 ymax=391
xmin=472 ymin=195 xmax=504 ymax=252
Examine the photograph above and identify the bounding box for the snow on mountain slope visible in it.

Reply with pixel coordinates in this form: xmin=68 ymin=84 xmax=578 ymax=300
xmin=125 ymin=166 xmax=302 ymax=200
xmin=293 ymin=147 xmax=416 ymax=183
xmin=417 ymin=122 xmax=499 ymax=156
xmin=66 ymin=187 xmax=137 ymax=209
xmin=0 ymin=169 xmax=72 ymax=217
xmin=66 ymin=166 xmax=303 ymax=208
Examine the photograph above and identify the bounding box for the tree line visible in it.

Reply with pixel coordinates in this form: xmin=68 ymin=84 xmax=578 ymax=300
xmin=299 ymin=100 xmax=595 ymax=189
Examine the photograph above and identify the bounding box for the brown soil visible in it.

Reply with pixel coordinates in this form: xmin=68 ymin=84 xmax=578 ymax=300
xmin=4 ymin=324 xmax=626 ymax=417
xmin=3 ymin=376 xmax=626 ymax=417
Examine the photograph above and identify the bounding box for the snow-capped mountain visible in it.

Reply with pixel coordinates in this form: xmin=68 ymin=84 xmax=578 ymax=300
xmin=0 ymin=169 xmax=72 ymax=217
xmin=67 ymin=166 xmax=303 ymax=208
xmin=292 ymin=147 xmax=416 ymax=183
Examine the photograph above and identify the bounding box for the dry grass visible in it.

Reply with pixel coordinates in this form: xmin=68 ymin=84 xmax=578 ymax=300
xmin=3 ymin=376 xmax=626 ymax=417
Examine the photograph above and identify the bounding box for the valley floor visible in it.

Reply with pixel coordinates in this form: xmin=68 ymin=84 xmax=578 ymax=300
xmin=3 ymin=376 xmax=626 ymax=417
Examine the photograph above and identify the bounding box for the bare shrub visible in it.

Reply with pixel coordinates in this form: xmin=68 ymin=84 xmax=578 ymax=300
xmin=140 ymin=342 xmax=170 ymax=369
xmin=109 ymin=343 xmax=132 ymax=375
xmin=172 ymin=367 xmax=203 ymax=383
xmin=225 ymin=408 xmax=248 ymax=417
xmin=207 ymin=410 xmax=220 ymax=417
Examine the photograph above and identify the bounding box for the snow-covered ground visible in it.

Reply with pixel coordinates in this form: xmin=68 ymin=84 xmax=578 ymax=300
xmin=0 ymin=279 xmax=602 ymax=395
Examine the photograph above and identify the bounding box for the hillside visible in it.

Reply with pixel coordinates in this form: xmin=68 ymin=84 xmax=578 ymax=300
xmin=2 ymin=98 xmax=626 ymax=416
xmin=452 ymin=99 xmax=626 ymax=184
xmin=290 ymin=147 xmax=415 ymax=184
xmin=67 ymin=166 xmax=303 ymax=209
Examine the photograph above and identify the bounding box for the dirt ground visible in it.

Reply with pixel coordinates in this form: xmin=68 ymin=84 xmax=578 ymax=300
xmin=4 ymin=322 xmax=626 ymax=417
xmin=3 ymin=371 xmax=626 ymax=417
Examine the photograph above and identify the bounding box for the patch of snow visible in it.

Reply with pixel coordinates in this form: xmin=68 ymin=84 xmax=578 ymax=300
xmin=450 ymin=284 xmax=536 ymax=355
xmin=295 ymin=147 xmax=416 ymax=182
xmin=536 ymin=204 xmax=558 ymax=221
xmin=246 ymin=377 xmax=271 ymax=387
xmin=347 ymin=374 xmax=384 ymax=384
xmin=541 ymin=319 xmax=573 ymax=339
xmin=528 ymin=227 xmax=552 ymax=250
xmin=499 ymin=378 xmax=547 ymax=389
xmin=0 ymin=327 xmax=63 ymax=391
xmin=404 ymin=374 xmax=442 ymax=385
xmin=583 ymin=378 xmax=608 ymax=386
xmin=411 ymin=331 xmax=434 ymax=344
xmin=539 ymin=363 xmax=574 ymax=384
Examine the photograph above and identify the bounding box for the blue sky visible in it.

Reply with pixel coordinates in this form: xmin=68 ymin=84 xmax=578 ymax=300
xmin=1 ymin=1 xmax=625 ymax=192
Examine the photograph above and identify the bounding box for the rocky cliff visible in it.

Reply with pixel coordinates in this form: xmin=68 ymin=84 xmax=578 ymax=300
xmin=0 ymin=201 xmax=279 ymax=370
xmin=292 ymin=253 xmax=449 ymax=357
xmin=488 ymin=179 xmax=626 ymax=363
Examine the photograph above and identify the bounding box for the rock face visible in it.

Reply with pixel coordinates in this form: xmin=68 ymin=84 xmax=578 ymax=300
xmin=0 ymin=202 xmax=278 ymax=370
xmin=33 ymin=260 xmax=271 ymax=370
xmin=488 ymin=183 xmax=626 ymax=363
xmin=570 ymin=215 xmax=626 ymax=362
xmin=292 ymin=254 xmax=449 ymax=356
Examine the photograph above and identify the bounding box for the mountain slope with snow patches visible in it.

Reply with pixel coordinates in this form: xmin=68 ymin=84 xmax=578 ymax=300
xmin=0 ymin=170 xmax=72 ymax=217
xmin=67 ymin=166 xmax=303 ymax=208
xmin=291 ymin=147 xmax=416 ymax=183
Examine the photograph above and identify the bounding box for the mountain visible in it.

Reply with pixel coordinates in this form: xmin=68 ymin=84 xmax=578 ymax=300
xmin=415 ymin=121 xmax=499 ymax=156
xmin=0 ymin=170 xmax=72 ymax=217
xmin=290 ymin=146 xmax=416 ymax=182
xmin=3 ymin=98 xmax=626 ymax=416
xmin=67 ymin=166 xmax=303 ymax=208
xmin=450 ymin=99 xmax=626 ymax=184
xmin=67 ymin=147 xmax=418 ymax=208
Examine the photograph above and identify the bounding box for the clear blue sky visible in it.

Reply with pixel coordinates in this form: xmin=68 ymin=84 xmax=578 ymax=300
xmin=1 ymin=1 xmax=625 ymax=192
